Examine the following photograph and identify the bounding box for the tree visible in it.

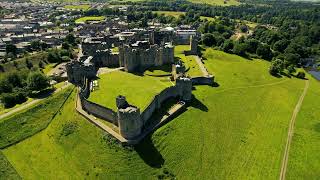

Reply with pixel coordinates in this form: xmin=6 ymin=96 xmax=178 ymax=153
xmin=6 ymin=44 xmax=17 ymax=56
xmin=25 ymin=58 xmax=33 ymax=69
xmin=284 ymin=53 xmax=300 ymax=65
xmin=62 ymin=42 xmax=70 ymax=50
xmin=240 ymin=25 xmax=248 ymax=33
xmin=256 ymin=44 xmax=272 ymax=60
xmin=273 ymin=39 xmax=289 ymax=53
xmin=65 ymin=34 xmax=76 ymax=46
xmin=287 ymin=65 xmax=296 ymax=74
xmin=202 ymin=33 xmax=216 ymax=47
xmin=0 ymin=92 xmax=27 ymax=108
xmin=221 ymin=39 xmax=234 ymax=53
xmin=269 ymin=59 xmax=285 ymax=76
xmin=233 ymin=42 xmax=247 ymax=57
xmin=27 ymin=72 xmax=49 ymax=91
xmin=245 ymin=39 xmax=259 ymax=53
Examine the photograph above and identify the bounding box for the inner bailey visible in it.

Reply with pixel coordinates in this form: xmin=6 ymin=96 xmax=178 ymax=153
xmin=76 ymin=75 xmax=192 ymax=141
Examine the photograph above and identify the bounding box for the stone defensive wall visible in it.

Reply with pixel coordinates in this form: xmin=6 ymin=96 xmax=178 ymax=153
xmin=191 ymin=75 xmax=215 ymax=86
xmin=141 ymin=86 xmax=178 ymax=123
xmin=80 ymin=97 xmax=118 ymax=124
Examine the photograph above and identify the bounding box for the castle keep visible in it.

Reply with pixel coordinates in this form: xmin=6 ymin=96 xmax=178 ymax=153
xmin=119 ymin=41 xmax=174 ymax=72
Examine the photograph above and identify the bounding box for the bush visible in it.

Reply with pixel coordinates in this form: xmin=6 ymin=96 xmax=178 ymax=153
xmin=296 ymin=71 xmax=306 ymax=79
xmin=27 ymin=72 xmax=50 ymax=91
xmin=0 ymin=92 xmax=27 ymax=108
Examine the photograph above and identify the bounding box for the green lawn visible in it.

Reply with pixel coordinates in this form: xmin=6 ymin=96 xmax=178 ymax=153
xmin=75 ymin=16 xmax=105 ymax=24
xmin=88 ymin=71 xmax=172 ymax=111
xmin=1 ymin=48 xmax=312 ymax=179
xmin=286 ymin=75 xmax=320 ymax=179
xmin=0 ymin=87 xmax=73 ymax=149
xmin=189 ymin=0 xmax=241 ymax=6
xmin=153 ymin=11 xmax=216 ymax=21
xmin=153 ymin=11 xmax=185 ymax=18
xmin=64 ymin=4 xmax=91 ymax=11
xmin=175 ymin=45 xmax=203 ymax=77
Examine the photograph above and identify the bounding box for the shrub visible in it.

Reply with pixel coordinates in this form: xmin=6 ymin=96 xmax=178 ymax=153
xmin=296 ymin=71 xmax=306 ymax=79
xmin=0 ymin=92 xmax=27 ymax=108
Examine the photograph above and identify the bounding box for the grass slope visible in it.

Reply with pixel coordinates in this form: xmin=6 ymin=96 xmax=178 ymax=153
xmin=88 ymin=71 xmax=172 ymax=111
xmin=2 ymin=49 xmax=308 ymax=179
xmin=189 ymin=0 xmax=240 ymax=6
xmin=0 ymin=87 xmax=73 ymax=149
xmin=0 ymin=151 xmax=20 ymax=179
xmin=286 ymin=76 xmax=320 ymax=179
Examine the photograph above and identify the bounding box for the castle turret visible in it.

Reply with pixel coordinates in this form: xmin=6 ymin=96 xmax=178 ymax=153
xmin=116 ymin=96 xmax=143 ymax=140
xmin=190 ymin=35 xmax=198 ymax=55
xmin=176 ymin=77 xmax=193 ymax=101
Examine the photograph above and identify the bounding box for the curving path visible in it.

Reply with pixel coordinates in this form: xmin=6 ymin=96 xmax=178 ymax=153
xmin=279 ymin=80 xmax=309 ymax=180
xmin=0 ymin=83 xmax=71 ymax=120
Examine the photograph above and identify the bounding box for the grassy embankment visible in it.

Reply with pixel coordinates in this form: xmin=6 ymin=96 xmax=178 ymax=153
xmin=286 ymin=75 xmax=320 ymax=179
xmin=0 ymin=87 xmax=74 ymax=148
xmin=1 ymin=48 xmax=311 ymax=179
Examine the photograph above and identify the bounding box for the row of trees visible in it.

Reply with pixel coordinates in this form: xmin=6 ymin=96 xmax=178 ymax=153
xmin=0 ymin=71 xmax=50 ymax=108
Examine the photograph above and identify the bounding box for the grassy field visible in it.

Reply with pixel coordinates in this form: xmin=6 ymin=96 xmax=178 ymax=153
xmin=153 ymin=11 xmax=216 ymax=21
xmin=64 ymin=4 xmax=91 ymax=11
xmin=286 ymin=75 xmax=320 ymax=179
xmin=75 ymin=16 xmax=105 ymax=24
xmin=1 ymin=48 xmax=312 ymax=179
xmin=0 ymin=87 xmax=73 ymax=149
xmin=175 ymin=45 xmax=203 ymax=77
xmin=0 ymin=151 xmax=20 ymax=179
xmin=189 ymin=0 xmax=241 ymax=6
xmin=88 ymin=71 xmax=172 ymax=111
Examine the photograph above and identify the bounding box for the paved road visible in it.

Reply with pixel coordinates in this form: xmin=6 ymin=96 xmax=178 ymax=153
xmin=0 ymin=83 xmax=71 ymax=120
xmin=194 ymin=56 xmax=210 ymax=77
xmin=279 ymin=80 xmax=309 ymax=180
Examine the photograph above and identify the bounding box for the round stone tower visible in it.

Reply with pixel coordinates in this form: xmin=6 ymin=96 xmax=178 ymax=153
xmin=117 ymin=106 xmax=143 ymax=140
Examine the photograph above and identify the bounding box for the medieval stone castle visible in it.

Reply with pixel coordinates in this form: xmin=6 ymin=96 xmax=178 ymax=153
xmin=66 ymin=28 xmax=212 ymax=144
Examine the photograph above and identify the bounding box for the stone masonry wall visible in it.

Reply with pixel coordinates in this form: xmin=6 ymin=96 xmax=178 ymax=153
xmin=81 ymin=97 xmax=118 ymax=124
xmin=140 ymin=86 xmax=179 ymax=124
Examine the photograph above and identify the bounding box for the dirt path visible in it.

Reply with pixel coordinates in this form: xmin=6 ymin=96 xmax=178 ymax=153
xmin=194 ymin=56 xmax=210 ymax=77
xmin=0 ymin=83 xmax=71 ymax=120
xmin=279 ymin=80 xmax=309 ymax=180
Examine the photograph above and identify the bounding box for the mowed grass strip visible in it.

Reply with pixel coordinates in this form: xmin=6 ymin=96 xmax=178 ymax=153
xmin=189 ymin=0 xmax=240 ymax=6
xmin=287 ymin=76 xmax=320 ymax=179
xmin=75 ymin=16 xmax=105 ymax=24
xmin=0 ymin=87 xmax=73 ymax=149
xmin=88 ymin=71 xmax=172 ymax=111
xmin=0 ymin=151 xmax=20 ymax=179
xmin=64 ymin=4 xmax=91 ymax=11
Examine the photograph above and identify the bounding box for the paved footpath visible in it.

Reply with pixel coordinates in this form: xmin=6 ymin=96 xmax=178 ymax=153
xmin=279 ymin=80 xmax=309 ymax=180
xmin=0 ymin=83 xmax=71 ymax=120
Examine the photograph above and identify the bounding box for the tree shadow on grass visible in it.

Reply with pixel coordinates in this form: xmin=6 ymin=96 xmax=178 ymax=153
xmin=314 ymin=123 xmax=320 ymax=133
xmin=134 ymin=135 xmax=164 ymax=168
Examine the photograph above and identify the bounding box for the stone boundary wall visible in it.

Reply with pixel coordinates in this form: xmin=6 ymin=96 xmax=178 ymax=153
xmin=79 ymin=78 xmax=117 ymax=124
xmin=141 ymin=86 xmax=179 ymax=123
xmin=191 ymin=76 xmax=214 ymax=86
xmin=81 ymin=97 xmax=118 ymax=124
